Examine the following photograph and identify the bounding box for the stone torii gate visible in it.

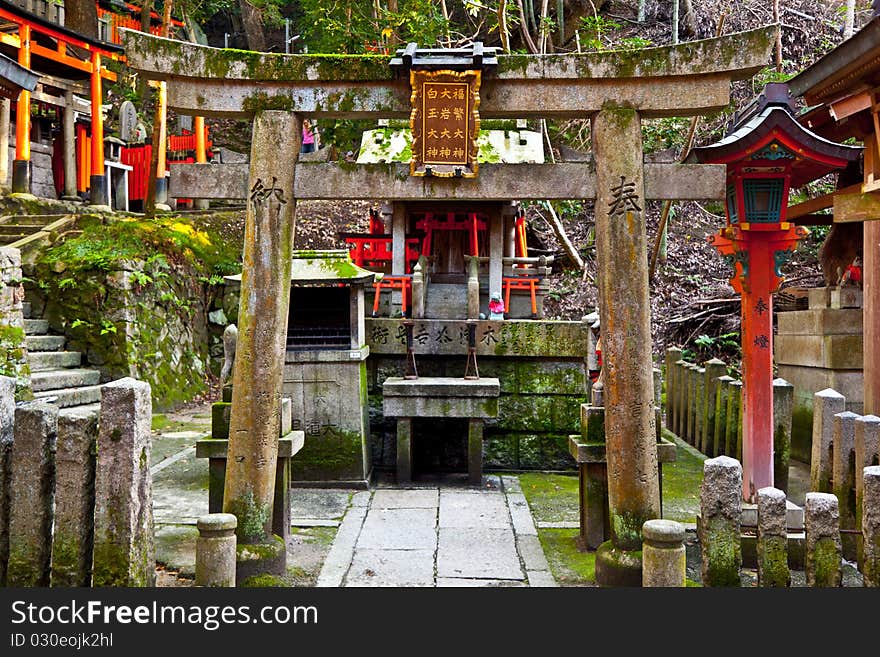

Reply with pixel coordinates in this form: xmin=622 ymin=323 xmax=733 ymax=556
xmin=121 ymin=26 xmax=774 ymax=585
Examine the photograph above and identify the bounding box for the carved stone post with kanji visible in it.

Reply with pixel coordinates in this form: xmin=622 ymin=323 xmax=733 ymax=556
xmin=224 ymin=111 xmax=301 ymax=582
xmin=592 ymin=106 xmax=659 ymax=586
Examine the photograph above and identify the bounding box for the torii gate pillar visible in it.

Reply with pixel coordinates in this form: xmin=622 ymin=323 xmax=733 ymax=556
xmin=592 ymin=106 xmax=660 ymax=586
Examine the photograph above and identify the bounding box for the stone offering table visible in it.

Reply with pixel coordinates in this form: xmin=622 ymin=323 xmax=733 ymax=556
xmin=382 ymin=377 xmax=500 ymax=484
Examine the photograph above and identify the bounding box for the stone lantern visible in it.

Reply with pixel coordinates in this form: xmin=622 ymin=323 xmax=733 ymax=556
xmin=687 ymin=83 xmax=861 ymax=501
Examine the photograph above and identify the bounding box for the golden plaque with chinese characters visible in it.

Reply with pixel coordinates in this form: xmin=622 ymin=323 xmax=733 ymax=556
xmin=410 ymin=69 xmax=481 ymax=178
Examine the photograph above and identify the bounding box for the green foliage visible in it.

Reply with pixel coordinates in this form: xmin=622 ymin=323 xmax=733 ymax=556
xmin=579 ymin=14 xmax=621 ymax=51
xmin=642 ymin=117 xmax=690 ymax=153
xmin=689 ymin=331 xmax=741 ymax=364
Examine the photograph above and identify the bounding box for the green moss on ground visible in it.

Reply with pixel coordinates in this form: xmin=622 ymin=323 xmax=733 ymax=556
xmin=661 ymin=430 xmax=705 ymax=524
xmin=516 ymin=472 xmax=579 ymax=524
xmin=536 ymin=528 xmax=597 ymax=586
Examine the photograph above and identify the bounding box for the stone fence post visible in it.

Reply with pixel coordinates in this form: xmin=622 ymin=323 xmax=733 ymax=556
xmin=51 ymin=407 xmax=99 ymax=587
xmin=0 ymin=247 xmax=29 ymax=395
xmin=196 ymin=513 xmax=237 ymax=587
xmin=0 ymin=375 xmax=13 ymax=586
xmin=92 ymin=378 xmax=155 ymax=587
xmin=832 ymin=411 xmax=858 ymax=561
xmin=862 ymin=466 xmax=880 ymax=587
xmin=664 ymin=347 xmax=682 ymax=433
xmin=757 ymin=487 xmax=789 ymax=587
xmin=702 ymin=358 xmax=726 ymax=456
xmin=855 ymin=415 xmax=880 ymax=569
xmin=642 ymin=519 xmax=686 ymax=587
xmin=811 ymin=388 xmax=845 ymax=492
xmin=700 ymin=456 xmax=742 ymax=586
xmin=6 ymin=401 xmax=57 ymax=586
xmin=727 ymin=380 xmax=742 ymax=460
xmin=772 ymin=379 xmax=793 ymax=494
xmin=713 ymin=375 xmax=734 ymax=458
xmin=805 ymin=492 xmax=842 ymax=587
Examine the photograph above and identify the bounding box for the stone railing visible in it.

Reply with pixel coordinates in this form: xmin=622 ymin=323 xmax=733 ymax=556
xmin=664 ymin=347 xmax=794 ymax=492
xmin=0 ymin=376 xmax=155 ymax=587
xmin=698 ymin=455 xmax=880 ymax=587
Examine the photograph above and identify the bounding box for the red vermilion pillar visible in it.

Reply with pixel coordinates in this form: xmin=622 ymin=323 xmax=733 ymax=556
xmin=89 ymin=50 xmax=107 ymax=205
xmin=711 ymin=224 xmax=806 ymax=501
xmin=193 ymin=115 xmax=209 ymax=209
xmin=12 ymin=23 xmax=31 ymax=194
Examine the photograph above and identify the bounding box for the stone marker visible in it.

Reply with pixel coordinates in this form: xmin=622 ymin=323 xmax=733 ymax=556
xmin=700 ymin=456 xmax=742 ymax=587
xmin=686 ymin=363 xmax=698 ymax=444
xmin=713 ymin=375 xmax=733 ymax=457
xmin=92 ymin=378 xmax=155 ymax=587
xmin=7 ymin=402 xmax=57 ymax=587
xmin=51 ymin=408 xmax=98 ymax=587
xmin=224 ymin=111 xmax=300 ymax=582
xmin=727 ymin=380 xmax=742 ymax=459
xmin=641 ymin=519 xmax=685 ymax=587
xmin=702 ymin=359 xmax=726 ymax=456
xmin=804 ymin=492 xmax=841 ymax=587
xmin=674 ymin=359 xmax=687 ymax=437
xmin=196 ymin=513 xmax=238 ymax=587
xmin=831 ymin=410 xmax=858 ymax=560
xmin=862 ymin=466 xmax=880 ymax=587
xmin=756 ymin=487 xmax=789 ymax=587
xmin=0 ymin=375 xmax=14 ymax=586
xmin=219 ymin=323 xmax=238 ymax=384
xmin=811 ymin=388 xmax=845 ymax=493
xmin=665 ymin=347 xmax=682 ymax=433
xmin=855 ymin=415 xmax=880 ymax=568
xmin=694 ymin=366 xmax=707 ymax=452
xmin=772 ymin=378 xmax=793 ymax=494
xmin=592 ymin=106 xmax=660 ymax=587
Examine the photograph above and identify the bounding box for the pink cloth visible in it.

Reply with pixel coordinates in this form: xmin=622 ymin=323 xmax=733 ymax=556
xmin=302 ymin=125 xmax=314 ymax=145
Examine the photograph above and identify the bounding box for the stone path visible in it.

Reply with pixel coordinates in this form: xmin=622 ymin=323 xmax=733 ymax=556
xmin=316 ymin=475 xmax=556 ymax=587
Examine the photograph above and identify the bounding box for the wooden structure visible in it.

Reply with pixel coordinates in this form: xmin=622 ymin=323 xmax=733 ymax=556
xmin=688 ymin=83 xmax=860 ymax=500
xmin=788 ymin=14 xmax=880 ymax=416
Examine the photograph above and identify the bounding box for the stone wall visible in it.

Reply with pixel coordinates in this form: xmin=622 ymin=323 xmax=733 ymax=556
xmin=0 ymin=247 xmax=29 ymax=397
xmin=775 ymin=286 xmax=863 ymax=464
xmin=366 ymin=318 xmax=590 ymax=472
xmin=27 ymin=256 xmax=223 ymax=410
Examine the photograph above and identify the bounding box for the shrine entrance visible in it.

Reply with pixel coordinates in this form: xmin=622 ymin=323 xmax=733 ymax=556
xmin=122 ymin=28 xmax=774 ymax=584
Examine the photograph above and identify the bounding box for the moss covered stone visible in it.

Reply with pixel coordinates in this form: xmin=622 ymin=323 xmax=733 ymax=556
xmin=702 ymin=517 xmax=742 ymax=587
xmin=292 ymin=427 xmax=365 ymax=482
xmin=757 ymin=536 xmax=790 ymax=587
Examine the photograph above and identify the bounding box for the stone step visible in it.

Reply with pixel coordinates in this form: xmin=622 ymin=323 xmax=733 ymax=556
xmin=0 ymin=234 xmax=30 ymax=245
xmin=31 ymin=368 xmax=101 ymax=392
xmin=0 ymin=224 xmax=44 ymax=235
xmin=25 ymin=334 xmax=65 ymax=351
xmin=34 ymin=385 xmax=102 ymax=408
xmin=2 ymin=214 xmax=67 ymax=226
xmin=24 ymin=319 xmax=49 ymax=335
xmin=22 ymin=301 xmax=31 ymax=319
xmin=29 ymin=351 xmax=82 ymax=371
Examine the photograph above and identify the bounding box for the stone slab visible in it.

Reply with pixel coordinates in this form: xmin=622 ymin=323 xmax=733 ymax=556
xmin=356 ymin=508 xmax=437 ymax=550
xmin=345 ymin=548 xmax=435 ymax=587
xmin=439 ymin=490 xmax=510 ymax=529
xmin=316 ymin=505 xmax=367 ymax=588
xmin=384 ymin=395 xmax=498 ymax=419
xmin=776 ymin=308 xmax=863 ymax=336
xmin=526 ymin=570 xmax=558 ymax=587
xmin=774 ymin=334 xmax=863 ymax=369
xmin=436 ymin=527 xmax=523 ymax=580
xmin=568 ymin=435 xmax=677 ymax=464
xmin=366 ymin=318 xmax=589 ymax=358
xmin=371 ymin=488 xmax=439 ymax=509
xmin=383 ymin=376 xmax=501 ymax=397
xmin=516 ymin=534 xmax=550 ymax=571
xmin=506 ymin=492 xmax=538 ymax=536
xmin=436 ymin=578 xmax=526 ymax=587
xmin=195 ymin=431 xmax=305 ymax=459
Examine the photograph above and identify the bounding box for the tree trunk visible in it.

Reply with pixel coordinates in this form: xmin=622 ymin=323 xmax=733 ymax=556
xmin=844 ymin=0 xmax=856 ymax=38
xmin=238 ymin=0 xmax=266 ymax=52
xmin=65 ymin=0 xmax=99 ymax=39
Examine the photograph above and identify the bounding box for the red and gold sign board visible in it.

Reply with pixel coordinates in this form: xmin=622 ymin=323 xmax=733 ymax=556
xmin=409 ymin=69 xmax=480 ymax=178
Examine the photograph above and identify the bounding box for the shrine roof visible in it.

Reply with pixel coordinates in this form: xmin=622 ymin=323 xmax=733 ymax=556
xmin=225 ymin=250 xmax=376 ymax=285
xmin=0 ymin=50 xmax=36 ymax=99
xmin=788 ymin=16 xmax=880 ymax=106
xmin=686 ymin=101 xmax=861 ymax=188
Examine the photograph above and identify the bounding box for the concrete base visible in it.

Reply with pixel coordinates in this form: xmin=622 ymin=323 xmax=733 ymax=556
xmin=235 ymin=534 xmax=287 ymax=586
xmin=595 ymin=540 xmax=643 ymax=587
